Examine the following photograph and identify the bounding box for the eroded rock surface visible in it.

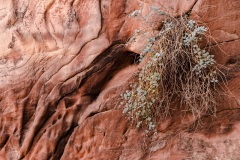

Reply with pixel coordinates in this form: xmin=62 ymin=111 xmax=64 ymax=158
xmin=0 ymin=0 xmax=239 ymax=159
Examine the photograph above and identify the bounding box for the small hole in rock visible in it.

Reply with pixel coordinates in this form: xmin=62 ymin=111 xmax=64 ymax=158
xmin=52 ymin=119 xmax=57 ymax=125
xmin=58 ymin=114 xmax=62 ymax=119
xmin=226 ymin=58 xmax=237 ymax=65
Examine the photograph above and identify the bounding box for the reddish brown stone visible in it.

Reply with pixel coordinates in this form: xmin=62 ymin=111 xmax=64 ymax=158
xmin=0 ymin=0 xmax=240 ymax=159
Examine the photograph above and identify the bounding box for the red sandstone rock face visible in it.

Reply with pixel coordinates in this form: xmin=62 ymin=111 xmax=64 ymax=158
xmin=0 ymin=0 xmax=239 ymax=159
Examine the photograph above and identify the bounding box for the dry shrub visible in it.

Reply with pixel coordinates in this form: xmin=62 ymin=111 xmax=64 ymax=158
xmin=121 ymin=16 xmax=223 ymax=134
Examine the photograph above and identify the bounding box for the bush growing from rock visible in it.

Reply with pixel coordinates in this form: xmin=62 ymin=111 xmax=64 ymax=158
xmin=120 ymin=8 xmax=223 ymax=135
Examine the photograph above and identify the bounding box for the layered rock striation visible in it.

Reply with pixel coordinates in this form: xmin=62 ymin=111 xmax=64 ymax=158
xmin=0 ymin=0 xmax=240 ymax=159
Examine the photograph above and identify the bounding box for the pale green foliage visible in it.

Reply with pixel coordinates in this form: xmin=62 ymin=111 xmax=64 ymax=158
xmin=121 ymin=7 xmax=221 ymax=135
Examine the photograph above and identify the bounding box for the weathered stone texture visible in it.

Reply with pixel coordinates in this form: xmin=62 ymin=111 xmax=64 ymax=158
xmin=0 ymin=0 xmax=240 ymax=159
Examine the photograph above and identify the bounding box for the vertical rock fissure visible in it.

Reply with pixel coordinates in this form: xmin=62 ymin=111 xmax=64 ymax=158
xmin=51 ymin=124 xmax=76 ymax=160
